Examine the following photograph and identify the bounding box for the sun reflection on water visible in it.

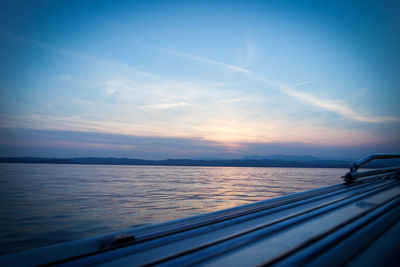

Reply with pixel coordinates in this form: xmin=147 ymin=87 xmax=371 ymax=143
xmin=0 ymin=163 xmax=346 ymax=255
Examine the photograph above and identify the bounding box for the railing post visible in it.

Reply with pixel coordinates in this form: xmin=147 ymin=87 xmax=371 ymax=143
xmin=343 ymin=153 xmax=400 ymax=183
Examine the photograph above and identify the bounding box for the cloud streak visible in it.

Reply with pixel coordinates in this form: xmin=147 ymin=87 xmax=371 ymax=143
xmin=276 ymin=83 xmax=400 ymax=123
xmin=151 ymin=44 xmax=399 ymax=123
xmin=141 ymin=102 xmax=191 ymax=110
xmin=0 ymin=31 xmax=162 ymax=81
xmin=133 ymin=40 xmax=252 ymax=75
xmin=2 ymin=31 xmax=399 ymax=151
xmin=295 ymin=80 xmax=317 ymax=86
xmin=162 ymin=48 xmax=252 ymax=75
xmin=6 ymin=30 xmax=396 ymax=124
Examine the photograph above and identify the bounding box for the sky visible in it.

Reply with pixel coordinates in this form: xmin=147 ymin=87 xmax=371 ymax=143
xmin=0 ymin=0 xmax=399 ymax=160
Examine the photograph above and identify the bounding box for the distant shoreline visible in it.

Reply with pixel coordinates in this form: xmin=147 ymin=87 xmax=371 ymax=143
xmin=0 ymin=157 xmax=361 ymax=169
xmin=1 ymin=157 xmax=397 ymax=169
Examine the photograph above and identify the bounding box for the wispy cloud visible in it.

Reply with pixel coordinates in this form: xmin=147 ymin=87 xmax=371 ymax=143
xmin=163 ymin=48 xmax=252 ymax=75
xmin=345 ymin=88 xmax=368 ymax=100
xmin=3 ymin=31 xmax=399 ymax=148
xmin=142 ymin=43 xmax=399 ymax=124
xmin=10 ymin=30 xmax=390 ymax=125
xmin=0 ymin=31 xmax=95 ymax=60
xmin=133 ymin=40 xmax=252 ymax=75
xmin=237 ymin=34 xmax=258 ymax=67
xmin=295 ymin=80 xmax=318 ymax=86
xmin=0 ymin=31 xmax=161 ymax=80
xmin=276 ymin=84 xmax=399 ymax=123
xmin=141 ymin=102 xmax=191 ymax=110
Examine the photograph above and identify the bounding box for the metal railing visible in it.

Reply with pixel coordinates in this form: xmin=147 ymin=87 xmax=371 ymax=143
xmin=343 ymin=153 xmax=400 ymax=183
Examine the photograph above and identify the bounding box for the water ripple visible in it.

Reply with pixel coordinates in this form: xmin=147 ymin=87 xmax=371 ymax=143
xmin=0 ymin=163 xmax=345 ymax=255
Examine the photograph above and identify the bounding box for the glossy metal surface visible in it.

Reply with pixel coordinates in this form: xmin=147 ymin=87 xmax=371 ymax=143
xmin=343 ymin=153 xmax=400 ymax=183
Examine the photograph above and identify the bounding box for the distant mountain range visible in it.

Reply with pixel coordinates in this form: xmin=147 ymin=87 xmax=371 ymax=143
xmin=241 ymin=154 xmax=320 ymax=161
xmin=1 ymin=156 xmax=399 ymax=168
xmin=0 ymin=156 xmax=346 ymax=168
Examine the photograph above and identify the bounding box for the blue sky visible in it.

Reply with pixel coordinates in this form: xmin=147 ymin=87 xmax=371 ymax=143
xmin=0 ymin=0 xmax=399 ymax=159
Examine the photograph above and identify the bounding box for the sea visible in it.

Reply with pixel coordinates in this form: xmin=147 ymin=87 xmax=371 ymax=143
xmin=0 ymin=163 xmax=347 ymax=256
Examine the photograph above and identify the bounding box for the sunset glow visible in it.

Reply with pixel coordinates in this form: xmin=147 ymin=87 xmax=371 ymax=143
xmin=0 ymin=1 xmax=399 ymax=159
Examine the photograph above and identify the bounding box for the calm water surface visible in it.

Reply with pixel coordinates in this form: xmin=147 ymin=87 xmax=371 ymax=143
xmin=0 ymin=163 xmax=347 ymax=255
